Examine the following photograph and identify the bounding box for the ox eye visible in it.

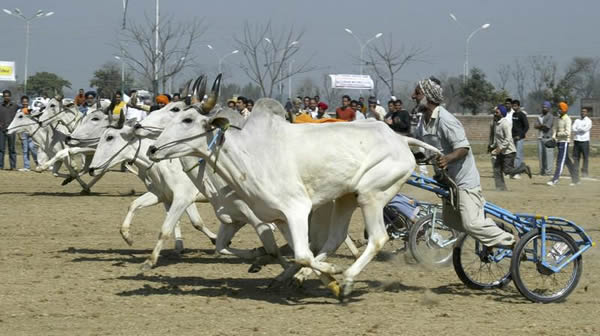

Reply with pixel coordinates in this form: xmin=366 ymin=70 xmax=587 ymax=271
xmin=50 ymin=104 xmax=56 ymax=108
xmin=18 ymin=115 xmax=23 ymax=118
xmin=171 ymin=107 xmax=180 ymax=112
xmin=182 ymin=118 xmax=193 ymax=124
xmin=106 ymin=135 xmax=114 ymax=141
xmin=92 ymin=117 xmax=100 ymax=121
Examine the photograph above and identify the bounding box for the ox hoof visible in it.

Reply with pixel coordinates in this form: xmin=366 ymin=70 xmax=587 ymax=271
xmin=209 ymin=237 xmax=217 ymax=245
xmin=80 ymin=189 xmax=91 ymax=195
xmin=339 ymin=280 xmax=354 ymax=301
xmin=120 ymin=231 xmax=134 ymax=246
xmin=174 ymin=240 xmax=184 ymax=254
xmin=268 ymin=279 xmax=284 ymax=289
xmin=247 ymin=263 xmax=262 ymax=273
xmin=61 ymin=176 xmax=75 ymax=186
xmin=327 ymin=280 xmax=341 ymax=299
xmin=139 ymin=261 xmax=153 ymax=272
xmin=34 ymin=167 xmax=45 ymax=173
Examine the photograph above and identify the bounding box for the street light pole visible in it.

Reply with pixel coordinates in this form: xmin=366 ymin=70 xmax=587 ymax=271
xmin=449 ymin=13 xmax=490 ymax=82
xmin=2 ymin=8 xmax=54 ymax=95
xmin=207 ymin=45 xmax=239 ymax=74
xmin=344 ymin=29 xmax=383 ymax=76
xmin=114 ymin=56 xmax=125 ymax=95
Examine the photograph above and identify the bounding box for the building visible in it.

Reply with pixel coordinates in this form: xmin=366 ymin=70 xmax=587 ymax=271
xmin=580 ymin=98 xmax=600 ymax=117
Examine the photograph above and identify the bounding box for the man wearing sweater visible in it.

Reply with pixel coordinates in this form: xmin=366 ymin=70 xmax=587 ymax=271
xmin=572 ymin=108 xmax=592 ymax=177
xmin=534 ymin=101 xmax=554 ymax=176
xmin=548 ymin=102 xmax=579 ymax=186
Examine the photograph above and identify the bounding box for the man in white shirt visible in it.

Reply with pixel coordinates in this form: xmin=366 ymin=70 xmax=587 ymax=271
xmin=572 ymin=107 xmax=592 ymax=177
xmin=307 ymin=97 xmax=319 ymax=119
xmin=504 ymin=98 xmax=515 ymax=127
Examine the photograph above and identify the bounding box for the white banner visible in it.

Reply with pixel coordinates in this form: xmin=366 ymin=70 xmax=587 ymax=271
xmin=329 ymin=74 xmax=374 ymax=90
xmin=0 ymin=61 xmax=16 ymax=81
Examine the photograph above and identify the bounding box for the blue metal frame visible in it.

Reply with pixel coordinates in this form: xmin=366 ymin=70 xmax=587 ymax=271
xmin=406 ymin=173 xmax=594 ymax=273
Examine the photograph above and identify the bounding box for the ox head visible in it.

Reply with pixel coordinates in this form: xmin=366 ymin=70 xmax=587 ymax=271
xmin=6 ymin=110 xmax=40 ymax=136
xmin=36 ymin=95 xmax=75 ymax=126
xmin=135 ymin=76 xmax=207 ymax=139
xmin=88 ymin=110 xmax=132 ymax=176
xmin=66 ymin=109 xmax=111 ymax=147
xmin=147 ymin=75 xmax=230 ymax=162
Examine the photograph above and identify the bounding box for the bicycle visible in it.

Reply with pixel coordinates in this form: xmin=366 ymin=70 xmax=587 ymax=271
xmin=407 ymin=172 xmax=595 ymax=303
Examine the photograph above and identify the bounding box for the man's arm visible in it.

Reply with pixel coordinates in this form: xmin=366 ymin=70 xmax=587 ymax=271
xmin=438 ymin=147 xmax=469 ymax=169
xmin=522 ymin=113 xmax=529 ymax=137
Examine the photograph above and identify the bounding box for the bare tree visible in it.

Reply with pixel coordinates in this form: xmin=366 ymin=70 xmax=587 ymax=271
xmin=512 ymin=58 xmax=527 ymax=101
xmin=528 ymin=55 xmax=557 ymax=94
xmin=117 ymin=15 xmax=205 ymax=96
xmin=235 ymin=21 xmax=314 ymax=98
xmin=496 ymin=64 xmax=511 ymax=90
xmin=366 ymin=35 xmax=427 ymax=97
xmin=570 ymin=57 xmax=600 ymax=98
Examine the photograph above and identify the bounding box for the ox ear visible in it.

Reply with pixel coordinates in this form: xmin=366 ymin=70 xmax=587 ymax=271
xmin=201 ymin=74 xmax=222 ymax=114
xmin=209 ymin=107 xmax=245 ymax=131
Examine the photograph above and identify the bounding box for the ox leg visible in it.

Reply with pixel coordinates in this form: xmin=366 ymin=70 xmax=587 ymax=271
xmin=120 ymin=192 xmax=160 ymax=246
xmin=63 ymin=153 xmax=90 ymax=192
xmin=215 ymin=222 xmax=267 ymax=259
xmin=36 ymin=147 xmax=71 ymax=172
xmin=340 ymin=198 xmax=390 ymax=299
xmin=173 ymin=221 xmax=184 ymax=253
xmin=184 ymin=204 xmax=217 ymax=244
xmin=141 ymin=199 xmax=191 ymax=271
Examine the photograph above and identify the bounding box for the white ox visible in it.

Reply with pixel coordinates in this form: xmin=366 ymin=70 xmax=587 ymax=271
xmin=148 ymin=95 xmax=441 ymax=298
xmin=88 ymin=116 xmax=218 ymax=270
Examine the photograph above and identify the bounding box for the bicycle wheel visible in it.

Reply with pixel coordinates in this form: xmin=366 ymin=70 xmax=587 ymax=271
xmin=452 ymin=234 xmax=512 ymax=289
xmin=511 ymin=228 xmax=582 ymax=303
xmin=409 ymin=213 xmax=458 ymax=266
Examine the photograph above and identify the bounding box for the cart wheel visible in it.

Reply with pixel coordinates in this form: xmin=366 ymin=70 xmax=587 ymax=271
xmin=409 ymin=214 xmax=458 ymax=266
xmin=452 ymin=234 xmax=512 ymax=289
xmin=511 ymin=228 xmax=582 ymax=303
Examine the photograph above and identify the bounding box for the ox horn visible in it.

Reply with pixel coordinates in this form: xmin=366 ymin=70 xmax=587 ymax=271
xmin=201 ymin=74 xmax=222 ymax=114
xmin=116 ymin=107 xmax=125 ymax=129
xmin=196 ymin=76 xmax=207 ymax=103
xmin=181 ymin=78 xmax=193 ymax=98
xmin=190 ymin=75 xmax=203 ymax=104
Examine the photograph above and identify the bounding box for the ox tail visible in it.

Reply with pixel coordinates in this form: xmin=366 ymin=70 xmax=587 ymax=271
xmin=404 ymin=137 xmax=442 ymax=156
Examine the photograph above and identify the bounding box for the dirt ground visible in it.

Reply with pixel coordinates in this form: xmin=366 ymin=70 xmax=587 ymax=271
xmin=1 ymin=155 xmax=600 ymax=336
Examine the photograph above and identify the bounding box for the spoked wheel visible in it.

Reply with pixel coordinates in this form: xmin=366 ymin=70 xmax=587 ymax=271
xmin=511 ymin=228 xmax=582 ymax=303
xmin=409 ymin=213 xmax=458 ymax=266
xmin=452 ymin=234 xmax=512 ymax=289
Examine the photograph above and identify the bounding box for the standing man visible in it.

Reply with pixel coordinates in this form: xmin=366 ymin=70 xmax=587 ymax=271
xmin=336 ymin=95 xmax=355 ymax=121
xmin=384 ymin=99 xmax=411 ymax=135
xmin=510 ymin=100 xmax=529 ymax=179
xmin=79 ymin=91 xmax=97 ymax=116
xmin=548 ymin=102 xmax=579 ymax=186
xmin=534 ymin=101 xmax=554 ymax=176
xmin=74 ymin=89 xmax=86 ymax=106
xmin=247 ymin=99 xmax=254 ymax=112
xmin=236 ymin=96 xmax=251 ymax=119
xmin=352 ymin=100 xmax=365 ymax=120
xmin=413 ymin=77 xmax=515 ymax=248
xmin=0 ymin=90 xmax=18 ymax=170
xmin=504 ymin=98 xmax=514 ymax=126
xmin=307 ymin=97 xmax=319 ymax=118
xmin=18 ymin=96 xmax=38 ymax=172
xmin=316 ymin=102 xmax=328 ymax=119
xmin=491 ymin=105 xmax=532 ymax=190
xmin=572 ymin=108 xmax=592 ymax=178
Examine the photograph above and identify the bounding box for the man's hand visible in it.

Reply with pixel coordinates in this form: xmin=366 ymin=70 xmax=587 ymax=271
xmin=437 ymin=154 xmax=450 ymax=169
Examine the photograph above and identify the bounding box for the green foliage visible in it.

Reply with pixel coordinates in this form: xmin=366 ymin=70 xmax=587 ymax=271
xmin=458 ymin=68 xmax=496 ymax=115
xmin=26 ymin=72 xmax=71 ymax=96
xmin=89 ymin=62 xmax=134 ymax=97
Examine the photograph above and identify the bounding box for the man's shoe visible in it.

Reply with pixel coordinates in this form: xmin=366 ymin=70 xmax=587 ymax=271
xmin=511 ymin=174 xmax=521 ymax=180
xmin=18 ymin=168 xmax=30 ymax=172
xmin=569 ymin=181 xmax=581 ymax=186
xmin=524 ymin=166 xmax=532 ymax=179
xmin=547 ymin=180 xmax=558 ymax=186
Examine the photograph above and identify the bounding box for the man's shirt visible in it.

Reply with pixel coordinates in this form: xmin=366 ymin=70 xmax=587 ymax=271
xmin=336 ymin=106 xmax=355 ymax=121
xmin=572 ymin=116 xmax=592 ymax=142
xmin=414 ymin=105 xmax=480 ymax=189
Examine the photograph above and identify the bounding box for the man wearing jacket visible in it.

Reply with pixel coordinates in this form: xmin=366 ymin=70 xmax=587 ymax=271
xmin=510 ymin=100 xmax=529 ymax=179
xmin=491 ymin=105 xmax=532 ymax=190
xmin=548 ymin=102 xmax=579 ymax=186
xmin=0 ymin=90 xmax=18 ymax=170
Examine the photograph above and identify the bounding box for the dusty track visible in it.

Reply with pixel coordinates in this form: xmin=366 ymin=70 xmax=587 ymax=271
xmin=1 ymin=157 xmax=599 ymax=335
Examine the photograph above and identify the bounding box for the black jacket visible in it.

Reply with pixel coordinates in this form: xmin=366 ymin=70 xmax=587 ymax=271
xmin=511 ymin=111 xmax=529 ymax=140
xmin=0 ymin=101 xmax=18 ymax=131
xmin=385 ymin=109 xmax=411 ymax=134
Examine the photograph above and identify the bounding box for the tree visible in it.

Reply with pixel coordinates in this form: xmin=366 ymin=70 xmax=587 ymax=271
xmin=235 ymin=21 xmax=314 ymax=98
xmin=496 ymin=64 xmax=511 ymax=91
xmin=26 ymin=72 xmax=71 ymax=96
xmin=89 ymin=61 xmax=135 ymax=95
xmin=295 ymin=77 xmax=319 ymax=98
xmin=458 ymin=68 xmax=496 ymax=115
xmin=117 ymin=15 xmax=204 ymax=96
xmin=511 ymin=58 xmax=527 ymax=102
xmin=367 ymin=35 xmax=427 ymax=97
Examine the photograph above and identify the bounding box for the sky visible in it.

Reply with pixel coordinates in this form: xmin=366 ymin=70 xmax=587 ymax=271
xmin=1 ymin=0 xmax=599 ymax=98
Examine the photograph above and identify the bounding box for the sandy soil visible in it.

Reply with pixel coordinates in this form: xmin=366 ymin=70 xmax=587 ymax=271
xmin=1 ymin=156 xmax=599 ymax=336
